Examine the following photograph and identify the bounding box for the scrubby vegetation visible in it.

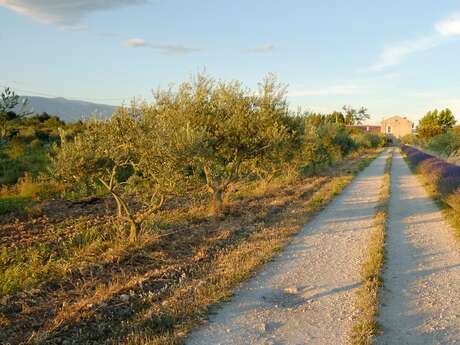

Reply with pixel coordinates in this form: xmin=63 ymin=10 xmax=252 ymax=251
xmin=0 ymin=88 xmax=83 ymax=215
xmin=401 ymin=108 xmax=459 ymax=164
xmin=0 ymin=76 xmax=386 ymax=345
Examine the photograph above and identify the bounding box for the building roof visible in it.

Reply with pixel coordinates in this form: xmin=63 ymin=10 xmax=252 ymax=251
xmin=346 ymin=125 xmax=381 ymax=133
xmin=382 ymin=115 xmax=412 ymax=124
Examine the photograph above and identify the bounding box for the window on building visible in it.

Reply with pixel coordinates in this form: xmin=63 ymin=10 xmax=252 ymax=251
xmin=387 ymin=126 xmax=392 ymax=134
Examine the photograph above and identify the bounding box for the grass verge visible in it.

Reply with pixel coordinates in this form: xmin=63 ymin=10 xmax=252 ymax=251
xmin=349 ymin=148 xmax=393 ymax=345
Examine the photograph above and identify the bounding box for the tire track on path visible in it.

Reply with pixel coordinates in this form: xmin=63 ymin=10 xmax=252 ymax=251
xmin=376 ymin=149 xmax=460 ymax=345
xmin=186 ymin=150 xmax=389 ymax=345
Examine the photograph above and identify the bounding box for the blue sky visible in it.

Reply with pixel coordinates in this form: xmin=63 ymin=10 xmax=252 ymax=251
xmin=1 ymin=1 xmax=460 ymax=124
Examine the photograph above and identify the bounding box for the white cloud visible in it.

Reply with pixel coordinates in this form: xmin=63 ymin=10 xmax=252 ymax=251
xmin=0 ymin=0 xmax=146 ymax=27
xmin=290 ymin=84 xmax=365 ymax=97
xmin=122 ymin=38 xmax=202 ymax=55
xmin=152 ymin=44 xmax=202 ymax=55
xmin=436 ymin=12 xmax=460 ymax=37
xmin=123 ymin=38 xmax=146 ymax=48
xmin=370 ymin=11 xmax=460 ymax=71
xmin=242 ymin=44 xmax=274 ymax=53
xmin=369 ymin=36 xmax=439 ymax=71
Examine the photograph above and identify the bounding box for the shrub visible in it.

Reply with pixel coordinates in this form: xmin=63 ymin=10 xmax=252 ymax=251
xmin=401 ymin=144 xmax=460 ymax=197
xmin=445 ymin=191 xmax=460 ymax=211
xmin=428 ymin=131 xmax=460 ymax=158
xmin=401 ymin=133 xmax=418 ymax=145
xmin=17 ymin=174 xmax=43 ymax=198
xmin=351 ymin=132 xmax=385 ymax=149
xmin=401 ymin=145 xmax=432 ymax=165
xmin=15 ymin=174 xmax=61 ymax=200
xmin=0 ymin=195 xmax=32 ymax=215
xmin=300 ymin=123 xmax=352 ymax=174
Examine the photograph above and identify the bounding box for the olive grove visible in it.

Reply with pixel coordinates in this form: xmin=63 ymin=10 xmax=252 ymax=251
xmin=52 ymin=74 xmax=385 ymax=242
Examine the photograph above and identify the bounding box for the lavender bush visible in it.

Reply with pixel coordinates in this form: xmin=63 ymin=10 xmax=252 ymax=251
xmin=401 ymin=144 xmax=460 ymax=200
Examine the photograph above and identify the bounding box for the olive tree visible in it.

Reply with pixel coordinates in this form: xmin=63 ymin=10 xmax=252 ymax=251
xmin=150 ymin=74 xmax=289 ymax=214
xmin=249 ymin=110 xmax=303 ymax=183
xmin=52 ymin=109 xmax=142 ymax=241
xmin=53 ymin=104 xmax=186 ymax=242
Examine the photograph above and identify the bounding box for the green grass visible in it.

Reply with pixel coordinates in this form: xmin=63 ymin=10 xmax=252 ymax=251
xmin=0 ymin=144 xmax=50 ymax=185
xmin=0 ymin=195 xmax=33 ymax=215
xmin=0 ymin=218 xmax=120 ymax=296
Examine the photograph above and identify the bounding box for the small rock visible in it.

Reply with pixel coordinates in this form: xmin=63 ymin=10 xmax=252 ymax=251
xmin=284 ymin=287 xmax=299 ymax=294
xmin=120 ymin=294 xmax=129 ymax=302
xmin=258 ymin=322 xmax=267 ymax=332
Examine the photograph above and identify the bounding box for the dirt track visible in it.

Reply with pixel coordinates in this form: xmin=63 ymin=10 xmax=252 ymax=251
xmin=375 ymin=149 xmax=460 ymax=344
xmin=186 ymin=151 xmax=389 ymax=345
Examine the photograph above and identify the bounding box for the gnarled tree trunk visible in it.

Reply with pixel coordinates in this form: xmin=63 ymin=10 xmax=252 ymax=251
xmin=210 ymin=187 xmax=224 ymax=215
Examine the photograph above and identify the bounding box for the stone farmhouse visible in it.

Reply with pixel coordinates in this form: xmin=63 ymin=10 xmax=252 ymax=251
xmin=381 ymin=116 xmax=413 ymax=139
xmin=347 ymin=115 xmax=413 ymax=140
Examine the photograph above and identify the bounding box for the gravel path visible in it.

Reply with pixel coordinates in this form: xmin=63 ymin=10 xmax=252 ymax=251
xmin=186 ymin=151 xmax=389 ymax=345
xmin=375 ymin=149 xmax=460 ymax=345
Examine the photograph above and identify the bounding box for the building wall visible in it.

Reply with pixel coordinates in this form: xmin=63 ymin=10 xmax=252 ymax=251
xmin=381 ymin=116 xmax=412 ymax=139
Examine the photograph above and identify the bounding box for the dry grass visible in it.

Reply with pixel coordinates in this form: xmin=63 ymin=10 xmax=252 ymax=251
xmin=0 ymin=149 xmax=382 ymax=345
xmin=349 ymin=148 xmax=393 ymax=345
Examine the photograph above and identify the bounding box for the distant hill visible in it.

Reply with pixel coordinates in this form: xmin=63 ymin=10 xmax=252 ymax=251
xmin=17 ymin=96 xmax=117 ymax=122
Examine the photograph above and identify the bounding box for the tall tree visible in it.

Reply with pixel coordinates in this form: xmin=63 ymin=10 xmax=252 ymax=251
xmin=417 ymin=108 xmax=456 ymax=140
xmin=0 ymin=87 xmax=29 ymax=142
xmin=342 ymin=105 xmax=370 ymax=125
xmin=328 ymin=111 xmax=345 ymax=124
xmin=438 ymin=108 xmax=456 ymax=129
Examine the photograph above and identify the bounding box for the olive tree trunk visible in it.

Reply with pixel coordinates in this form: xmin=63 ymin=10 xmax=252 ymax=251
xmin=210 ymin=187 xmax=224 ymax=215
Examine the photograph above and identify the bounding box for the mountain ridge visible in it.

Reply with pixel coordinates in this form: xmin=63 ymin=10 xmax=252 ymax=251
xmin=17 ymin=96 xmax=117 ymax=122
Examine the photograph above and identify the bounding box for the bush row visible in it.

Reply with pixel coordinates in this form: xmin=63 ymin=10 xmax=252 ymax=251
xmin=400 ymin=144 xmax=460 ymax=210
xmin=6 ymin=75 xmax=385 ymax=242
